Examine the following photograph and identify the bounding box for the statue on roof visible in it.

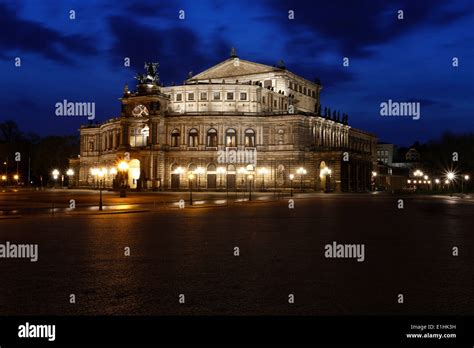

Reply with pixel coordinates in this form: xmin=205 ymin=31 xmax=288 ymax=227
xmin=135 ymin=62 xmax=160 ymax=85
xmin=230 ymin=47 xmax=238 ymax=58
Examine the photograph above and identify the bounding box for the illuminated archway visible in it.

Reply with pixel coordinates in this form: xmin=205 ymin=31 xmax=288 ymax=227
xmin=319 ymin=161 xmax=331 ymax=192
xmin=128 ymin=159 xmax=140 ymax=189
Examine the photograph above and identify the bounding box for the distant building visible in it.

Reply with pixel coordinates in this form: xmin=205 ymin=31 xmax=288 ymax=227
xmin=374 ymin=162 xmax=409 ymax=191
xmin=405 ymin=147 xmax=421 ymax=161
xmin=376 ymin=143 xmax=394 ymax=165
xmin=374 ymin=143 xmax=412 ymax=191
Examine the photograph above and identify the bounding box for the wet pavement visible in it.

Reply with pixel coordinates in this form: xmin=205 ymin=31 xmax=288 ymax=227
xmin=0 ymin=191 xmax=472 ymax=315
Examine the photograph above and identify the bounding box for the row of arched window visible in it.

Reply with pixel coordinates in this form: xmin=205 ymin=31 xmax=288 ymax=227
xmin=170 ymin=128 xmax=256 ymax=148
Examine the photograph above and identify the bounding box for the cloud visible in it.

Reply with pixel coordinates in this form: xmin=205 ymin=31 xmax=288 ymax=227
xmin=407 ymin=98 xmax=452 ymax=109
xmin=262 ymin=0 xmax=473 ymax=58
xmin=107 ymin=15 xmax=231 ymax=84
xmin=0 ymin=4 xmax=98 ymax=64
xmin=125 ymin=2 xmax=176 ymax=17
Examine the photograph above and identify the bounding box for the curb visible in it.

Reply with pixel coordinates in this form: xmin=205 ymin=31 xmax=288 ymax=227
xmin=0 ymin=215 xmax=22 ymax=220
xmin=65 ymin=209 xmax=150 ymax=216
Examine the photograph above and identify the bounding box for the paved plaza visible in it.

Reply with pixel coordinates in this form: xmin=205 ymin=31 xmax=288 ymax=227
xmin=0 ymin=189 xmax=472 ymax=315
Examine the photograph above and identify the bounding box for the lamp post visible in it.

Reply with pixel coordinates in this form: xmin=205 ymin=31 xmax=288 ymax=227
xmin=217 ymin=167 xmax=226 ymax=190
xmin=188 ymin=172 xmax=194 ymax=205
xmin=289 ymin=174 xmax=294 ymax=197
xmin=52 ymin=169 xmax=60 ymax=188
xmin=173 ymin=166 xmax=185 ymax=191
xmin=447 ymin=172 xmax=455 ymax=196
xmin=13 ymin=174 xmax=19 ymax=186
xmin=371 ymin=171 xmax=377 ymax=191
xmin=97 ymin=168 xmax=106 ymax=211
xmin=258 ymin=167 xmax=268 ymax=190
xmin=118 ymin=161 xmax=129 ymax=197
xmin=66 ymin=169 xmax=74 ymax=188
xmin=297 ymin=167 xmax=307 ymax=191
xmin=3 ymin=160 xmax=6 ymax=186
xmin=109 ymin=167 xmax=117 ymax=189
xmin=462 ymin=174 xmax=469 ymax=193
xmin=195 ymin=167 xmax=205 ymax=191
xmin=1 ymin=175 xmax=6 ymax=187
xmin=319 ymin=167 xmax=332 ymax=192
xmin=90 ymin=167 xmax=98 ymax=188
xmin=247 ymin=173 xmax=253 ymax=201
xmin=238 ymin=167 xmax=247 ymax=192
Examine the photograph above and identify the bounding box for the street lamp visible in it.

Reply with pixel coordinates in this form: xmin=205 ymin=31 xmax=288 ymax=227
xmin=446 ymin=172 xmax=455 ymax=196
xmin=3 ymin=160 xmax=7 ymax=187
xmin=319 ymin=167 xmax=332 ymax=192
xmin=372 ymin=171 xmax=377 ymax=191
xmin=217 ymin=167 xmax=226 ymax=190
xmin=118 ymin=161 xmax=129 ymax=197
xmin=414 ymin=169 xmax=423 ymax=177
xmin=118 ymin=161 xmax=129 ymax=172
xmin=297 ymin=167 xmax=307 ymax=191
xmin=195 ymin=166 xmax=205 ymax=190
xmin=108 ymin=167 xmax=117 ymax=189
xmin=238 ymin=167 xmax=247 ymax=191
xmin=257 ymin=167 xmax=269 ymax=190
xmin=13 ymin=174 xmax=19 ymax=185
xmin=66 ymin=169 xmax=74 ymax=188
xmin=289 ymin=173 xmax=294 ymax=197
xmin=97 ymin=167 xmax=106 ymax=211
xmin=52 ymin=169 xmax=60 ymax=187
xmin=462 ymin=174 xmax=470 ymax=193
xmin=188 ymin=172 xmax=195 ymax=205
xmin=247 ymin=173 xmax=253 ymax=201
xmin=173 ymin=166 xmax=185 ymax=191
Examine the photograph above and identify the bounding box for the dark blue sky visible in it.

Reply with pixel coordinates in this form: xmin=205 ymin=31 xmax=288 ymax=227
xmin=1 ymin=0 xmax=473 ymax=146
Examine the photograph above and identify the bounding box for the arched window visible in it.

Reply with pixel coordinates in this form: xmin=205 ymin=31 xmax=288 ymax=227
xmin=115 ymin=131 xmax=120 ymax=148
xmin=226 ymin=128 xmax=236 ymax=147
xmin=207 ymin=163 xmax=217 ymax=172
xmin=207 ymin=128 xmax=217 ymax=147
xmin=171 ymin=129 xmax=180 ymax=147
xmin=188 ymin=128 xmax=198 ymax=147
xmin=244 ymin=129 xmax=255 ymax=147
xmin=277 ymin=129 xmax=284 ymax=145
xmin=141 ymin=126 xmax=149 ymax=145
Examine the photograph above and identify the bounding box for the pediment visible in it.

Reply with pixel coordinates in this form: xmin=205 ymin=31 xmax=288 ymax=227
xmin=190 ymin=59 xmax=277 ymax=81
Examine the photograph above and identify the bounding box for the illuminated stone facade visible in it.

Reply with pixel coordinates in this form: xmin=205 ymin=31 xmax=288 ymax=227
xmin=74 ymin=51 xmax=377 ymax=192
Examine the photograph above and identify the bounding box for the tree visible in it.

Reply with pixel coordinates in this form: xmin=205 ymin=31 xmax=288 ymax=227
xmin=0 ymin=120 xmax=24 ymax=143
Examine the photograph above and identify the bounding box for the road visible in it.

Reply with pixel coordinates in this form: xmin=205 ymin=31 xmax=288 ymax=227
xmin=0 ymin=190 xmax=473 ymax=315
